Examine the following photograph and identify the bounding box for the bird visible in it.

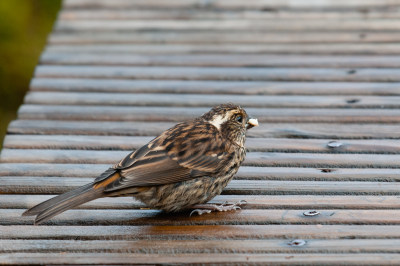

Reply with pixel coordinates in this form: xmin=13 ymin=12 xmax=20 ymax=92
xmin=23 ymin=103 xmax=259 ymax=225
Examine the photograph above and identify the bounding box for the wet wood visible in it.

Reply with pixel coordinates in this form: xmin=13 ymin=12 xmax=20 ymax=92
xmin=54 ymin=20 xmax=400 ymax=32
xmin=34 ymin=65 xmax=400 ymax=82
xmin=2 ymin=224 xmax=400 ymax=240
xmin=5 ymin=135 xmax=400 ymax=154
xmin=2 ymin=252 xmax=400 ymax=265
xmin=1 ymin=164 xmax=400 ymax=181
xmin=63 ymin=0 xmax=400 ymax=10
xmin=58 ymin=10 xmax=400 ymax=21
xmin=16 ymin=105 xmax=400 ymax=123
xmin=23 ymin=92 xmax=400 ymax=108
xmin=3 ymin=149 xmax=400 ymax=168
xmin=30 ymin=78 xmax=400 ymax=95
xmin=5 ymin=208 xmax=400 ymax=226
xmin=3 ymin=0 xmax=400 ymax=264
xmin=40 ymin=53 xmax=400 ymax=68
xmin=2 ymin=238 xmax=400 ymax=253
xmin=48 ymin=32 xmax=400 ymax=44
xmin=8 ymin=120 xmax=400 ymax=139
xmin=45 ymin=43 xmax=400 ymax=55
xmin=3 ymin=194 xmax=400 ymax=210
xmin=2 ymin=177 xmax=399 ymax=195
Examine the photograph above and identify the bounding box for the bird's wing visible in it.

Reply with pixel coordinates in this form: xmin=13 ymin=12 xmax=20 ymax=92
xmin=93 ymin=121 xmax=231 ymax=192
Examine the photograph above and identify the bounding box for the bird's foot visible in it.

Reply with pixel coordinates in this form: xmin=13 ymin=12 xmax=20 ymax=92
xmin=190 ymin=200 xmax=247 ymax=216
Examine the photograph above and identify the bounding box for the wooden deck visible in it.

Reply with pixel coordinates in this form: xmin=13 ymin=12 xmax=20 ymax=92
xmin=2 ymin=0 xmax=400 ymax=264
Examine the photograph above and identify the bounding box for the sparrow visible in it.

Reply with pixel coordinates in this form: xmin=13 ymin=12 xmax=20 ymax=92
xmin=23 ymin=103 xmax=259 ymax=225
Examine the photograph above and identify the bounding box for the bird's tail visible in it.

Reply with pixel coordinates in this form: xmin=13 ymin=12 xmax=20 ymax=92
xmin=22 ymin=182 xmax=104 ymax=225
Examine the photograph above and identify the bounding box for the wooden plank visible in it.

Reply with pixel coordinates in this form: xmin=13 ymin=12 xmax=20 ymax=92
xmin=6 ymin=135 xmax=400 ymax=154
xmin=3 ymin=149 xmax=400 ymax=168
xmin=45 ymin=43 xmax=400 ymax=55
xmin=7 ymin=120 xmax=175 ymax=136
xmin=2 ymin=177 xmax=399 ymax=195
xmin=3 ymin=135 xmax=154 ymax=150
xmin=2 ymin=239 xmax=400 ymax=253
xmin=40 ymin=52 xmax=400 ymax=67
xmin=2 ymin=224 xmax=400 ymax=240
xmin=9 ymin=120 xmax=400 ymax=139
xmin=30 ymin=78 xmax=400 ymax=95
xmin=0 ymin=163 xmax=108 ymax=177
xmin=40 ymin=53 xmax=400 ymax=68
xmin=23 ymin=92 xmax=400 ymax=108
xmin=63 ymin=0 xmax=400 ymax=10
xmin=0 ymin=194 xmax=144 ymax=209
xmin=54 ymin=20 xmax=400 ymax=32
xmin=34 ymin=65 xmax=400 ymax=82
xmin=5 ymin=209 xmax=400 ymax=225
xmin=18 ymin=104 xmax=400 ymax=123
xmin=4 ymin=0 xmax=400 ymax=263
xmin=3 ymin=194 xmax=400 ymax=210
xmin=0 ymin=162 xmax=397 ymax=182
xmin=58 ymin=10 xmax=400 ymax=21
xmin=2 ymin=252 xmax=400 ymax=265
xmin=0 ymin=176 xmax=91 ymax=194
xmin=48 ymin=32 xmax=400 ymax=45
xmin=1 ymin=164 xmax=400 ymax=181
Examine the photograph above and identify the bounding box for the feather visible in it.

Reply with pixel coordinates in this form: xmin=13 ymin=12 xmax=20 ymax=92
xmin=22 ymin=183 xmax=102 ymax=225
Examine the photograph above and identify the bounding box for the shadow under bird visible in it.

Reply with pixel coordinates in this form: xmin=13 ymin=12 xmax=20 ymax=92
xmin=23 ymin=103 xmax=259 ymax=225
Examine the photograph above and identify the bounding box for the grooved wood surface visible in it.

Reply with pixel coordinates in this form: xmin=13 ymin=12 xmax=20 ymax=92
xmin=1 ymin=0 xmax=400 ymax=264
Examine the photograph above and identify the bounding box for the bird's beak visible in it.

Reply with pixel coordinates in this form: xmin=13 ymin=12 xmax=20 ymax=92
xmin=246 ymin=118 xmax=259 ymax=129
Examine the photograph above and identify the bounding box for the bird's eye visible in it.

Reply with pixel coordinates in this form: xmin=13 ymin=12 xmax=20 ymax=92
xmin=236 ymin=115 xmax=243 ymax=123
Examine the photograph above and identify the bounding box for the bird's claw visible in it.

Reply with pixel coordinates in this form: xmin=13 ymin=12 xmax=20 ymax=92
xmin=217 ymin=200 xmax=247 ymax=211
xmin=190 ymin=209 xmax=212 ymax=216
xmin=189 ymin=200 xmax=247 ymax=216
xmin=236 ymin=200 xmax=247 ymax=206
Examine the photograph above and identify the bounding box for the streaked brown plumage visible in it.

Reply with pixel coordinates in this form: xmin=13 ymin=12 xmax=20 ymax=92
xmin=23 ymin=103 xmax=258 ymax=224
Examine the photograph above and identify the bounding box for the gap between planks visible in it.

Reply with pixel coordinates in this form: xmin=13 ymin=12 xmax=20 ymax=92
xmin=40 ymin=53 xmax=400 ymax=68
xmin=5 ymin=135 xmax=400 ymax=154
xmin=2 ymin=224 xmax=400 ymax=240
xmin=1 ymin=164 xmax=399 ymax=181
xmin=2 ymin=252 xmax=400 ymax=265
xmin=30 ymin=78 xmax=400 ymax=96
xmin=57 ymin=9 xmax=400 ymax=21
xmin=63 ymin=0 xmax=399 ymax=9
xmin=53 ymin=19 xmax=400 ymax=32
xmin=5 ymin=209 xmax=400 ymax=226
xmin=3 ymin=149 xmax=400 ymax=168
xmin=17 ymin=105 xmax=400 ymax=123
xmin=23 ymin=92 xmax=400 ymax=108
xmin=62 ymin=0 xmax=400 ymax=10
xmin=48 ymin=32 xmax=400 ymax=44
xmin=2 ymin=194 xmax=400 ymax=210
xmin=45 ymin=43 xmax=400 ymax=55
xmin=9 ymin=120 xmax=400 ymax=139
xmin=2 ymin=177 xmax=399 ymax=195
xmin=34 ymin=65 xmax=400 ymax=82
xmin=2 ymin=239 xmax=400 ymax=254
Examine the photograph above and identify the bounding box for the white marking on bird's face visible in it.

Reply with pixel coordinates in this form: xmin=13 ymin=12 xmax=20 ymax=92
xmin=209 ymin=114 xmax=228 ymax=130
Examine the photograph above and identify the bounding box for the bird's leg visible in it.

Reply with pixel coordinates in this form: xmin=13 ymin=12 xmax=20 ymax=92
xmin=190 ymin=200 xmax=247 ymax=216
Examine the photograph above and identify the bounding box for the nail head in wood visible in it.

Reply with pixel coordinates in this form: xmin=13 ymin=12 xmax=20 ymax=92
xmin=303 ymin=210 xmax=321 ymax=217
xmin=327 ymin=141 xmax=343 ymax=149
xmin=288 ymin=239 xmax=307 ymax=247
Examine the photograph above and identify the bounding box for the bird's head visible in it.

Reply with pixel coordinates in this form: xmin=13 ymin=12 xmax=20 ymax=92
xmin=201 ymin=103 xmax=258 ymax=146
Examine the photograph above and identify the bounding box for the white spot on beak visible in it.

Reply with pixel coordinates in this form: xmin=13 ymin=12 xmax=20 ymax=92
xmin=248 ymin=118 xmax=259 ymax=127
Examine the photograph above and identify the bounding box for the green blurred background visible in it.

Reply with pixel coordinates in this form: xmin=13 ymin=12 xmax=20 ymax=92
xmin=0 ymin=0 xmax=61 ymax=149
